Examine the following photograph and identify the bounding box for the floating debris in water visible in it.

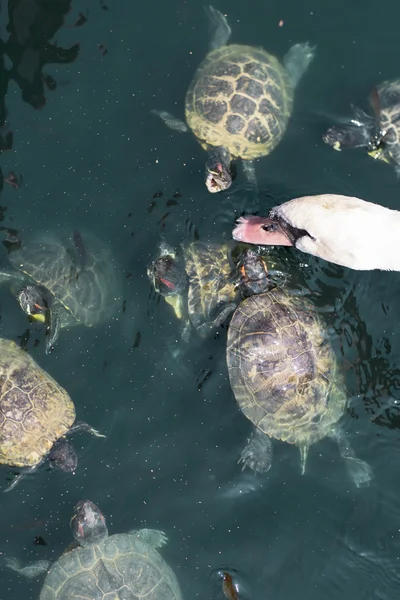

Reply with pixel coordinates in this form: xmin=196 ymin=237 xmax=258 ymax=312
xmin=153 ymin=191 xmax=163 ymax=198
xmin=33 ymin=536 xmax=47 ymax=546
xmin=4 ymin=171 xmax=22 ymax=190
xmin=148 ymin=201 xmax=157 ymax=213
xmin=166 ymin=199 xmax=178 ymax=207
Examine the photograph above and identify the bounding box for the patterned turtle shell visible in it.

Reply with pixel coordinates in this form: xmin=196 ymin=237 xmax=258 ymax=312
xmin=226 ymin=290 xmax=347 ymax=447
xmin=371 ymin=79 xmax=400 ymax=165
xmin=39 ymin=532 xmax=182 ymax=600
xmin=185 ymin=44 xmax=293 ymax=161
xmin=0 ymin=339 xmax=75 ymax=467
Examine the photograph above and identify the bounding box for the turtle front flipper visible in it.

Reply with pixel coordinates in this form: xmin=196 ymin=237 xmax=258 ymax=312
xmin=331 ymin=429 xmax=372 ymax=487
xmin=45 ymin=302 xmax=63 ymax=354
xmin=3 ymin=465 xmax=37 ymax=493
xmin=129 ymin=528 xmax=168 ymax=549
xmin=0 ymin=267 xmax=26 ymax=286
xmin=239 ymin=427 xmax=273 ymax=473
xmin=151 ymin=110 xmax=189 ymax=133
xmin=206 ymin=5 xmax=232 ymax=51
xmin=283 ymin=42 xmax=316 ymax=88
xmin=3 ymin=557 xmax=51 ymax=578
xmin=196 ymin=301 xmax=237 ymax=338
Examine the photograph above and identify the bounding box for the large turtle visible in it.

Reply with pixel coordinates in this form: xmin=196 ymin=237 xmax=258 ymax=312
xmin=0 ymin=229 xmax=121 ymax=353
xmin=152 ymin=5 xmax=315 ymax=193
xmin=226 ymin=290 xmax=372 ymax=487
xmin=148 ymin=240 xmax=270 ymax=342
xmin=323 ymin=78 xmax=400 ymax=174
xmin=5 ymin=499 xmax=183 ymax=600
xmin=0 ymin=339 xmax=104 ymax=492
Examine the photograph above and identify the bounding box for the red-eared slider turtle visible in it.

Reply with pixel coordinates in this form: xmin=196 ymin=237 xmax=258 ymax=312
xmin=0 ymin=229 xmax=121 ymax=353
xmin=148 ymin=240 xmax=269 ymax=342
xmin=5 ymin=499 xmax=183 ymax=600
xmin=0 ymin=339 xmax=104 ymax=492
xmin=152 ymin=6 xmax=315 ymax=193
xmin=226 ymin=290 xmax=372 ymax=486
xmin=323 ymin=79 xmax=400 ymax=173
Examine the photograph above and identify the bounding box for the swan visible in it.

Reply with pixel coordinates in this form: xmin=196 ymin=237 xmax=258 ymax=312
xmin=232 ymin=194 xmax=400 ymax=271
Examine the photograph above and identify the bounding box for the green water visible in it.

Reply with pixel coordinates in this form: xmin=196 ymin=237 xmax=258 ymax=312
xmin=1 ymin=0 xmax=400 ymax=599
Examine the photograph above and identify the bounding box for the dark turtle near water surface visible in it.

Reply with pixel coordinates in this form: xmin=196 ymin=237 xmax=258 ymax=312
xmin=153 ymin=5 xmax=315 ymax=193
xmin=5 ymin=499 xmax=183 ymax=600
xmin=0 ymin=229 xmax=121 ymax=353
xmin=323 ymin=79 xmax=400 ymax=173
xmin=148 ymin=240 xmax=269 ymax=343
xmin=0 ymin=339 xmax=104 ymax=492
xmin=226 ymin=290 xmax=372 ymax=486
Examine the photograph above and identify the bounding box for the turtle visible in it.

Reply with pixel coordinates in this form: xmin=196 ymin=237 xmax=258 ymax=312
xmin=0 ymin=338 xmax=105 ymax=492
xmin=148 ymin=239 xmax=270 ymax=343
xmin=5 ymin=499 xmax=183 ymax=600
xmin=226 ymin=290 xmax=372 ymax=487
xmin=0 ymin=229 xmax=121 ymax=353
xmin=323 ymin=78 xmax=400 ymax=174
xmin=152 ymin=5 xmax=316 ymax=193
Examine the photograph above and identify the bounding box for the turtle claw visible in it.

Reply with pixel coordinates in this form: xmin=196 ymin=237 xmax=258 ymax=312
xmin=130 ymin=528 xmax=168 ymax=549
xmin=238 ymin=429 xmax=273 ymax=474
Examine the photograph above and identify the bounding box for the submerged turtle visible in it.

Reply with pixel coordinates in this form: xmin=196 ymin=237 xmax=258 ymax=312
xmin=0 ymin=229 xmax=120 ymax=353
xmin=323 ymin=79 xmax=400 ymax=173
xmin=226 ymin=290 xmax=372 ymax=487
xmin=152 ymin=5 xmax=315 ymax=193
xmin=5 ymin=499 xmax=183 ymax=600
xmin=0 ymin=339 xmax=104 ymax=492
xmin=148 ymin=240 xmax=269 ymax=342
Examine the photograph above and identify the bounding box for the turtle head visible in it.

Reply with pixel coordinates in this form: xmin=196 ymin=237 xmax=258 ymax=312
xmin=18 ymin=284 xmax=53 ymax=324
xmin=237 ymin=248 xmax=269 ymax=297
xmin=322 ymin=122 xmax=376 ymax=151
xmin=70 ymin=500 xmax=108 ymax=547
xmin=147 ymin=242 xmax=187 ymax=298
xmin=205 ymin=146 xmax=232 ymax=194
xmin=49 ymin=439 xmax=77 ymax=473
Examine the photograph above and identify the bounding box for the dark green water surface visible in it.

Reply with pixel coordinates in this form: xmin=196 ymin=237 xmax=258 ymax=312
xmin=1 ymin=1 xmax=400 ymax=599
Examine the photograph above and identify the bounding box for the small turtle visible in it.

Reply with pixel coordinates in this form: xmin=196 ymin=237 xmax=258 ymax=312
xmin=0 ymin=339 xmax=104 ymax=492
xmin=148 ymin=240 xmax=269 ymax=342
xmin=226 ymin=290 xmax=372 ymax=487
xmin=0 ymin=229 xmax=121 ymax=353
xmin=5 ymin=499 xmax=183 ymax=600
xmin=152 ymin=5 xmax=315 ymax=193
xmin=323 ymin=79 xmax=400 ymax=173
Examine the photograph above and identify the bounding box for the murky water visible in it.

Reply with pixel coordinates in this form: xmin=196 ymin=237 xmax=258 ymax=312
xmin=1 ymin=0 xmax=400 ymax=598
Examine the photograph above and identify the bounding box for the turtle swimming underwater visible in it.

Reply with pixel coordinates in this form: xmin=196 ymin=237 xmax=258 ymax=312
xmin=152 ymin=5 xmax=315 ymax=193
xmin=323 ymin=79 xmax=400 ymax=173
xmin=5 ymin=499 xmax=183 ymax=600
xmin=0 ymin=229 xmax=121 ymax=353
xmin=0 ymin=339 xmax=104 ymax=492
xmin=226 ymin=289 xmax=372 ymax=487
xmin=148 ymin=240 xmax=270 ymax=342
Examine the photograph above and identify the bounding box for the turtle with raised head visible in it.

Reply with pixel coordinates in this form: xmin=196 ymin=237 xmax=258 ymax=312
xmin=148 ymin=240 xmax=270 ymax=342
xmin=152 ymin=5 xmax=315 ymax=193
xmin=0 ymin=229 xmax=121 ymax=353
xmin=5 ymin=499 xmax=183 ymax=600
xmin=0 ymin=339 xmax=104 ymax=492
xmin=323 ymin=79 xmax=400 ymax=173
xmin=226 ymin=289 xmax=372 ymax=487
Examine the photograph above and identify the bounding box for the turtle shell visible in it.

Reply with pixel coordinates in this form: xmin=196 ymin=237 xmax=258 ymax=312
xmin=39 ymin=533 xmax=182 ymax=600
xmin=0 ymin=339 xmax=75 ymax=467
xmin=184 ymin=242 xmax=238 ymax=332
xmin=10 ymin=230 xmax=120 ymax=328
xmin=226 ymin=291 xmax=346 ymax=447
xmin=375 ymin=79 xmax=400 ymax=163
xmin=185 ymin=44 xmax=293 ymax=160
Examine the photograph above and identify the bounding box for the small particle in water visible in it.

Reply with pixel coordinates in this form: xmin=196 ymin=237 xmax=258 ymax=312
xmin=42 ymin=73 xmax=57 ymax=91
xmin=122 ymin=300 xmax=126 ymax=313
xmin=173 ymin=190 xmax=182 ymax=198
xmin=153 ymin=191 xmax=163 ymax=198
xmin=166 ymin=199 xmax=178 ymax=207
xmin=33 ymin=536 xmax=47 ymax=546
xmin=100 ymin=0 xmax=109 ymax=9
xmin=34 ymin=339 xmax=40 ymax=348
xmin=126 ymin=273 xmax=132 ymax=279
xmin=72 ymin=11 xmax=88 ymax=27
xmin=278 ymin=19 xmax=284 ymax=27
xmin=148 ymin=201 xmax=157 ymax=213
xmin=222 ymin=572 xmax=239 ymax=600
xmin=4 ymin=171 xmax=22 ymax=190
xmin=157 ymin=212 xmax=170 ymax=225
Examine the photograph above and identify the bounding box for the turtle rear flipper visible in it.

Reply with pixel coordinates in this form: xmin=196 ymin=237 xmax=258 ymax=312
xmin=151 ymin=110 xmax=188 ymax=133
xmin=206 ymin=5 xmax=232 ymax=51
xmin=239 ymin=427 xmax=273 ymax=473
xmin=4 ymin=556 xmax=50 ymax=578
xmin=283 ymin=42 xmax=316 ymax=88
xmin=331 ymin=430 xmax=372 ymax=488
